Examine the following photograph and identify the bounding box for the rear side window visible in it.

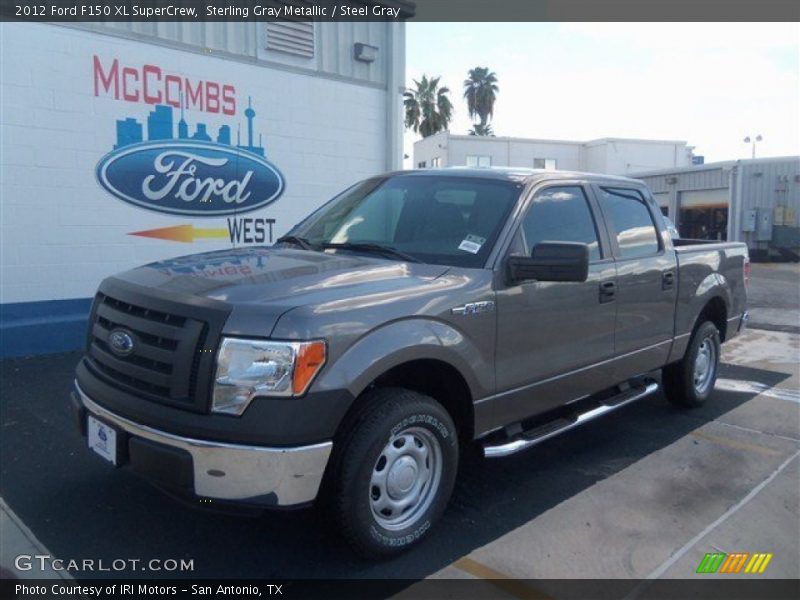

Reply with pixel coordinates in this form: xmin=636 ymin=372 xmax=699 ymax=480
xmin=520 ymin=186 xmax=602 ymax=261
xmin=598 ymin=188 xmax=660 ymax=259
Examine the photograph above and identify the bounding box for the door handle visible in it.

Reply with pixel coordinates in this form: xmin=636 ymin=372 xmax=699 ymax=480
xmin=599 ymin=280 xmax=616 ymax=303
xmin=662 ymin=271 xmax=675 ymax=290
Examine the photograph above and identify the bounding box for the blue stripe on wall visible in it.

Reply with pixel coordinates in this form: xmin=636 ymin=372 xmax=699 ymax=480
xmin=0 ymin=298 xmax=93 ymax=359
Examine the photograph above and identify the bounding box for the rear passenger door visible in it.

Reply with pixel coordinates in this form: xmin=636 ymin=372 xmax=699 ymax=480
xmin=593 ymin=186 xmax=678 ymax=381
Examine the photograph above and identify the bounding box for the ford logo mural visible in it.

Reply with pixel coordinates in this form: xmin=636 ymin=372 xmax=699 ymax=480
xmin=96 ymin=140 xmax=285 ymax=217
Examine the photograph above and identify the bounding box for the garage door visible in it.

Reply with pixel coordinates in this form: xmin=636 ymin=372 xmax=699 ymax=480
xmin=679 ymin=188 xmax=729 ymax=209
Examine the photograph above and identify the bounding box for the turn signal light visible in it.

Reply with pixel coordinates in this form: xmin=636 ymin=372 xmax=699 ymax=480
xmin=293 ymin=341 xmax=327 ymax=395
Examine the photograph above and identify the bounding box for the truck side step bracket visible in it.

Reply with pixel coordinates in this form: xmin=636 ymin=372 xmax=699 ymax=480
xmin=482 ymin=380 xmax=659 ymax=458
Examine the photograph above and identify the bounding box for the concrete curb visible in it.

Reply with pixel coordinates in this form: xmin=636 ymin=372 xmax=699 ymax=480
xmin=0 ymin=497 xmax=73 ymax=580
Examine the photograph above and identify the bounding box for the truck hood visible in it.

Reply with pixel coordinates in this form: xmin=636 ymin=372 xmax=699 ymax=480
xmin=110 ymin=247 xmax=451 ymax=331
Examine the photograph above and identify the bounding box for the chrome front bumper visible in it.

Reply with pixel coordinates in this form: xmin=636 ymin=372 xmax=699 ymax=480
xmin=74 ymin=383 xmax=332 ymax=506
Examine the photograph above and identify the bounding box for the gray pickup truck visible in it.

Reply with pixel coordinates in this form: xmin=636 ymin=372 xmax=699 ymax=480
xmin=71 ymin=168 xmax=748 ymax=557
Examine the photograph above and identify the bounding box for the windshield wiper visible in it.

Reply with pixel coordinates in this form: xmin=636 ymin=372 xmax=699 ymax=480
xmin=275 ymin=235 xmax=318 ymax=251
xmin=322 ymin=242 xmax=420 ymax=263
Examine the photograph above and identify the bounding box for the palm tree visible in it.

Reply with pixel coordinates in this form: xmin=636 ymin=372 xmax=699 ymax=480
xmin=468 ymin=123 xmax=494 ymax=136
xmin=463 ymin=67 xmax=499 ymax=135
xmin=404 ymin=75 xmax=454 ymax=138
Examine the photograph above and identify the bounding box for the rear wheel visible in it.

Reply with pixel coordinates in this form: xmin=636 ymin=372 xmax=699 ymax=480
xmin=329 ymin=388 xmax=458 ymax=558
xmin=663 ymin=321 xmax=721 ymax=408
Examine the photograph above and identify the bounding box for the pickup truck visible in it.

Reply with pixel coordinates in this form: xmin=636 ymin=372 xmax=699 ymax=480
xmin=71 ymin=168 xmax=749 ymax=557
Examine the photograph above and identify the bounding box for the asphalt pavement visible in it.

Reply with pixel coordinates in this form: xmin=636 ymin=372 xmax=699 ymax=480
xmin=1 ymin=333 xmax=797 ymax=583
xmin=421 ymin=328 xmax=800 ymax=585
xmin=747 ymin=263 xmax=800 ymax=333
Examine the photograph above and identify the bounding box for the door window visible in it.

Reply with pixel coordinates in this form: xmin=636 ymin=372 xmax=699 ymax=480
xmin=598 ymin=188 xmax=660 ymax=258
xmin=519 ymin=186 xmax=602 ymax=261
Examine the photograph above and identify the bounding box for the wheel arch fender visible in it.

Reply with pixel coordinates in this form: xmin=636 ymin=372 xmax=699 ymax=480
xmin=691 ymin=272 xmax=732 ymax=338
xmin=313 ymin=317 xmax=489 ymax=404
xmin=670 ymin=273 xmax=732 ymax=363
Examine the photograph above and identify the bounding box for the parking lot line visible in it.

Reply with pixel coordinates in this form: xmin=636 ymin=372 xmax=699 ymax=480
xmin=689 ymin=430 xmax=783 ymax=457
xmin=639 ymin=450 xmax=799 ymax=582
xmin=715 ymin=420 xmax=800 ymax=444
xmin=453 ymin=557 xmax=552 ymax=599
xmin=715 ymin=378 xmax=800 ymax=404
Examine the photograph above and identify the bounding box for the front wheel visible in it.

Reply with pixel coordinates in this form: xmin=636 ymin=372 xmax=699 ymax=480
xmin=663 ymin=321 xmax=721 ymax=408
xmin=329 ymin=388 xmax=459 ymax=558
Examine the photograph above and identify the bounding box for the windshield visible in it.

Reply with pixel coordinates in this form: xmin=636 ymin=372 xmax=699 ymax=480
xmin=286 ymin=175 xmax=523 ymax=268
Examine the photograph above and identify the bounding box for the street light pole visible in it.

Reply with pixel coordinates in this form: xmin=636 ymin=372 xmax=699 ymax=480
xmin=743 ymin=134 xmax=763 ymax=159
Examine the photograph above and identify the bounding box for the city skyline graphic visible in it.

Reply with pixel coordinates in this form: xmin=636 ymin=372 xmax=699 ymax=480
xmin=114 ymin=97 xmax=265 ymax=157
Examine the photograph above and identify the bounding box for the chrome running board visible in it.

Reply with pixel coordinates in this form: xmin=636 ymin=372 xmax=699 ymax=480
xmin=483 ymin=381 xmax=659 ymax=458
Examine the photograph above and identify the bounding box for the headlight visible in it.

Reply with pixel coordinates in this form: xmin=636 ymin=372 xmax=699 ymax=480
xmin=212 ymin=338 xmax=326 ymax=415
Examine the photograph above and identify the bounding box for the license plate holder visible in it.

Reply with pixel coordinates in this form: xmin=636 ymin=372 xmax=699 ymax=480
xmin=87 ymin=414 xmax=120 ymax=466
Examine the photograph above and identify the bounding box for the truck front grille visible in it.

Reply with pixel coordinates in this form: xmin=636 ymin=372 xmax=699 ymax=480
xmin=85 ymin=289 xmax=223 ymax=412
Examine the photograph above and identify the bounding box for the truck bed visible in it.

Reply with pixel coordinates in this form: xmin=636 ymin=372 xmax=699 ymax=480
xmin=669 ymin=240 xmax=749 ymax=362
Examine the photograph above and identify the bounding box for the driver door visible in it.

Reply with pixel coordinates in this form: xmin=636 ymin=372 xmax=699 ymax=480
xmin=491 ymin=184 xmax=618 ymax=427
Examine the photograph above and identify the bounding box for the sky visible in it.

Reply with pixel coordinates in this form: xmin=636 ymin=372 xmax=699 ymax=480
xmin=403 ymin=22 xmax=800 ymax=166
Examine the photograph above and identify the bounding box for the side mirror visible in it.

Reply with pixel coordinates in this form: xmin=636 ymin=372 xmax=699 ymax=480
xmin=507 ymin=242 xmax=590 ymax=284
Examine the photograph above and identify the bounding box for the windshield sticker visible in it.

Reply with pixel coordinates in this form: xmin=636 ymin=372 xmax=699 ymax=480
xmin=458 ymin=234 xmax=486 ymax=254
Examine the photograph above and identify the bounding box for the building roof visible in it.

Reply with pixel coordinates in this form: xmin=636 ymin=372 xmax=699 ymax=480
xmin=415 ymin=131 xmax=688 ymax=148
xmin=631 ymin=155 xmax=800 ymax=178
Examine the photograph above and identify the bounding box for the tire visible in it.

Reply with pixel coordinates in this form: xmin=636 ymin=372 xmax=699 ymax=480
xmin=328 ymin=387 xmax=459 ymax=558
xmin=663 ymin=321 xmax=721 ymax=408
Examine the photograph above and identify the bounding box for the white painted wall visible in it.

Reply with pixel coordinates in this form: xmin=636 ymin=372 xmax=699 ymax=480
xmin=585 ymin=139 xmax=689 ymax=175
xmin=507 ymin=139 xmax=583 ymax=171
xmin=413 ymin=133 xmax=690 ymax=176
xmin=582 ymin=143 xmax=608 ymax=173
xmin=412 ymin=132 xmax=449 ymax=167
xmin=414 ymin=133 xmax=583 ymax=171
xmin=1 ymin=23 xmax=392 ymax=305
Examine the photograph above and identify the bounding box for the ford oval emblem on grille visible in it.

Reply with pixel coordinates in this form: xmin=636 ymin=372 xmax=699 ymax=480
xmin=108 ymin=328 xmax=136 ymax=357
